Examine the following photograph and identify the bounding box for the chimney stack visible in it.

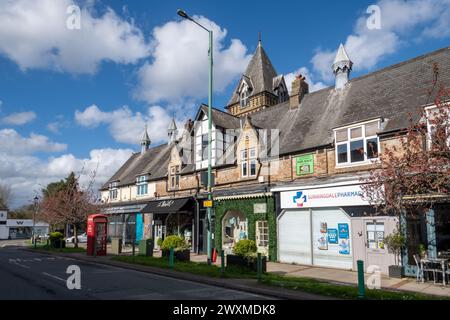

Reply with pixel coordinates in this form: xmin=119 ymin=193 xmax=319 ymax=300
xmin=289 ymin=74 xmax=309 ymax=110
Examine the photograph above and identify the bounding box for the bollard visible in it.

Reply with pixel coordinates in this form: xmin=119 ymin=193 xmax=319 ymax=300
xmin=132 ymin=241 xmax=136 ymax=257
xmin=257 ymin=252 xmax=262 ymax=281
xmin=357 ymin=260 xmax=366 ymax=299
xmin=220 ymin=250 xmax=225 ymax=275
xmin=169 ymin=247 xmax=174 ymax=269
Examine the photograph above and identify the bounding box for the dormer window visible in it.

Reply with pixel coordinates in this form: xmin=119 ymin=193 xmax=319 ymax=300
xmin=334 ymin=120 xmax=380 ymax=166
xmin=240 ymin=88 xmax=250 ymax=109
xmin=109 ymin=182 xmax=118 ymax=200
xmin=277 ymin=84 xmax=287 ymax=103
xmin=136 ymin=175 xmax=148 ymax=196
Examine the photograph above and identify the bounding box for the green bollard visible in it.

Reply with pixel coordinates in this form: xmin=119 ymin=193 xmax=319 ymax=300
xmin=220 ymin=250 xmax=225 ymax=275
xmin=169 ymin=247 xmax=174 ymax=269
xmin=257 ymin=252 xmax=262 ymax=281
xmin=357 ymin=260 xmax=366 ymax=299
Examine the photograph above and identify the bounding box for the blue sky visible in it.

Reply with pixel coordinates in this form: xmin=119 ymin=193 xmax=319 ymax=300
xmin=0 ymin=0 xmax=449 ymax=207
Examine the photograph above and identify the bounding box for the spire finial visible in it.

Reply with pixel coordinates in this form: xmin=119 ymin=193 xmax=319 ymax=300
xmin=258 ymin=31 xmax=262 ymax=45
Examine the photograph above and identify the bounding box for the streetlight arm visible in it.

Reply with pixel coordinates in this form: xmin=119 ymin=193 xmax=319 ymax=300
xmin=177 ymin=9 xmax=211 ymax=33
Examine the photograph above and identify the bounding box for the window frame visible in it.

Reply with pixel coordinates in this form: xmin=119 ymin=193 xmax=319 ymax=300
xmin=425 ymin=105 xmax=450 ymax=150
xmin=334 ymin=120 xmax=381 ymax=167
xmin=366 ymin=220 xmax=385 ymax=250
xmin=169 ymin=165 xmax=180 ymax=190
xmin=256 ymin=220 xmax=269 ymax=248
xmin=241 ymin=147 xmax=257 ymax=178
xmin=136 ymin=175 xmax=148 ymax=196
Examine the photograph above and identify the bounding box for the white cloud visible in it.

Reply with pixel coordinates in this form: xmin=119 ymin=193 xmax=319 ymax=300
xmin=284 ymin=67 xmax=328 ymax=93
xmin=2 ymin=111 xmax=36 ymax=125
xmin=0 ymin=0 xmax=150 ymax=74
xmin=135 ymin=16 xmax=252 ymax=103
xmin=0 ymin=128 xmax=132 ymax=207
xmin=0 ymin=128 xmax=67 ymax=155
xmin=311 ymin=0 xmax=450 ymax=82
xmin=75 ymin=104 xmax=185 ymax=145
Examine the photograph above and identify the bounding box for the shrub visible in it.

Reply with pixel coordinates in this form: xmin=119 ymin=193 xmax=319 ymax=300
xmin=157 ymin=238 xmax=163 ymax=247
xmin=384 ymin=230 xmax=406 ymax=266
xmin=233 ymin=239 xmax=257 ymax=257
xmin=49 ymin=232 xmax=63 ymax=242
xmin=161 ymin=235 xmax=189 ymax=252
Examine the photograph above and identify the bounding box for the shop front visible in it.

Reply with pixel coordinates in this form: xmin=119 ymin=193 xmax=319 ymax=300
xmin=274 ymin=181 xmax=397 ymax=274
xmin=214 ymin=191 xmax=276 ymax=261
xmin=101 ymin=202 xmax=147 ymax=244
xmin=141 ymin=197 xmax=202 ymax=253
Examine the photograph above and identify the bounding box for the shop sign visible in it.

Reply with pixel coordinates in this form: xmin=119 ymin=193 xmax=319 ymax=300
xmin=203 ymin=200 xmax=213 ymax=208
xmin=280 ymin=184 xmax=369 ymax=209
xmin=327 ymin=229 xmax=338 ymax=244
xmin=296 ymin=154 xmax=314 ymax=175
xmin=254 ymin=203 xmax=267 ymax=214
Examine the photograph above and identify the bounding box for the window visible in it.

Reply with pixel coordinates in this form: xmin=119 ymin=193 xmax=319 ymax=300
xmin=201 ymin=134 xmax=208 ymax=161
xmin=256 ymin=221 xmax=269 ymax=248
xmin=109 ymin=182 xmax=118 ymax=200
xmin=334 ymin=120 xmax=380 ymax=165
xmin=426 ymin=106 xmax=450 ymax=150
xmin=241 ymin=147 xmax=257 ymax=178
xmin=366 ymin=221 xmax=385 ymax=249
xmin=240 ymin=87 xmax=250 ymax=108
xmin=136 ymin=175 xmax=148 ymax=196
xmin=169 ymin=166 xmax=180 ymax=189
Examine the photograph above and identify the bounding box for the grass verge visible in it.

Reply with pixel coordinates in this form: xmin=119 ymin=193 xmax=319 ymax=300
xmin=112 ymin=255 xmax=447 ymax=300
xmin=31 ymin=245 xmax=86 ymax=253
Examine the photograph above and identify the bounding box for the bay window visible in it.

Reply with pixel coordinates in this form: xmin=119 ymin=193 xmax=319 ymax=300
xmin=334 ymin=120 xmax=380 ymax=166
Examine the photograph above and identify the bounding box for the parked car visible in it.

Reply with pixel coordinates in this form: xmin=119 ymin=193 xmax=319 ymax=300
xmin=65 ymin=232 xmax=87 ymax=243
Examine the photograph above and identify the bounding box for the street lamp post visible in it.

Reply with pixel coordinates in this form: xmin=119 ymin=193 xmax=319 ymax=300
xmin=177 ymin=9 xmax=214 ymax=265
xmin=33 ymin=196 xmax=38 ymax=249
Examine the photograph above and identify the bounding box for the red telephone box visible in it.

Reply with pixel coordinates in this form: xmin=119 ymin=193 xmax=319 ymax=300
xmin=87 ymin=214 xmax=108 ymax=256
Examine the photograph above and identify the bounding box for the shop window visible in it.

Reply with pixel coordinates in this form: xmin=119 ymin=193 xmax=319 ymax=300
xmin=366 ymin=221 xmax=385 ymax=249
xmin=256 ymin=220 xmax=269 ymax=248
xmin=435 ymin=205 xmax=450 ymax=257
xmin=334 ymin=120 xmax=380 ymax=166
xmin=406 ymin=211 xmax=428 ymax=264
xmin=136 ymin=175 xmax=148 ymax=196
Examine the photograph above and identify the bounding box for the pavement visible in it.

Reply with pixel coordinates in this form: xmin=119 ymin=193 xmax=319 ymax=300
xmin=189 ymin=253 xmax=450 ymax=298
xmin=0 ymin=246 xmax=276 ymax=300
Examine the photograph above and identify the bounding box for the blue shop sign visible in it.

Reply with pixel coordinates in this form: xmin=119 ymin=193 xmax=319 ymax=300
xmin=338 ymin=223 xmax=349 ymax=239
xmin=327 ymin=229 xmax=338 ymax=244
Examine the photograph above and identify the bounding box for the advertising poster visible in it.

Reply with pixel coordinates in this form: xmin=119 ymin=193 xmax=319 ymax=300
xmin=338 ymin=239 xmax=350 ymax=255
xmin=338 ymin=223 xmax=349 ymax=239
xmin=327 ymin=228 xmax=338 ymax=244
xmin=317 ymin=222 xmax=328 ymax=250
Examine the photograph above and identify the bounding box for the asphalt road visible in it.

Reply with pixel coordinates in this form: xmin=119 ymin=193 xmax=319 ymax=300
xmin=0 ymin=246 xmax=273 ymax=300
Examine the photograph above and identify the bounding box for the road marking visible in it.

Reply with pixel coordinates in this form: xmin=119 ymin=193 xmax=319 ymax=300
xmin=8 ymin=259 xmax=31 ymax=269
xmin=33 ymin=258 xmax=42 ymax=262
xmin=42 ymin=272 xmax=66 ymax=283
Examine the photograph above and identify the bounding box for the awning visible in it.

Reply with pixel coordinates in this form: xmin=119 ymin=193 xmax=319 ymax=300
xmin=141 ymin=197 xmax=192 ymax=214
xmin=101 ymin=204 xmax=146 ymax=215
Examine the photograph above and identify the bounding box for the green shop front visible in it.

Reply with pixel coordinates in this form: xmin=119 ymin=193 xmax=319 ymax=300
xmin=213 ymin=189 xmax=277 ymax=261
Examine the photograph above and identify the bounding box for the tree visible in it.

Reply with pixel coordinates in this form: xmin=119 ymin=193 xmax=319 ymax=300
xmin=0 ymin=184 xmax=12 ymax=209
xmin=361 ymin=64 xmax=450 ymax=259
xmin=41 ymin=172 xmax=97 ymax=247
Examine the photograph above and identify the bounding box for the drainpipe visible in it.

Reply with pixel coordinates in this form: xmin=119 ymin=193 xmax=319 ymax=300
xmin=194 ymin=196 xmax=200 ymax=253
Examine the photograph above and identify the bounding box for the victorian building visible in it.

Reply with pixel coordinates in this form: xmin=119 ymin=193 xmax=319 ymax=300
xmin=100 ymin=42 xmax=450 ymax=275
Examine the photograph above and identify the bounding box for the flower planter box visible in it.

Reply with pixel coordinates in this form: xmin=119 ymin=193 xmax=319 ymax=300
xmin=226 ymin=254 xmax=267 ymax=272
xmin=50 ymin=240 xmax=65 ymax=249
xmin=161 ymin=249 xmax=190 ymax=262
xmin=388 ymin=265 xmax=404 ymax=278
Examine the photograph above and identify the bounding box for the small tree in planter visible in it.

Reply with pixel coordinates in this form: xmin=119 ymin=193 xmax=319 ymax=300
xmin=49 ymin=231 xmax=65 ymax=249
xmin=161 ymin=235 xmax=190 ymax=262
xmin=227 ymin=239 xmax=267 ymax=272
xmin=384 ymin=230 xmax=406 ymax=278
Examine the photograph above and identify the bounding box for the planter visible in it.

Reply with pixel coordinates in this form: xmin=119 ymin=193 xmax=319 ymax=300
xmin=388 ymin=265 xmax=404 ymax=278
xmin=226 ymin=254 xmax=267 ymax=272
xmin=162 ymin=249 xmax=190 ymax=262
xmin=50 ymin=240 xmax=65 ymax=249
xmin=138 ymin=239 xmax=154 ymax=257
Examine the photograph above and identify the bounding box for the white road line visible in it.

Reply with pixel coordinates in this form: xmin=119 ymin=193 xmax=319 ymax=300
xmin=42 ymin=272 xmax=66 ymax=283
xmin=8 ymin=259 xmax=31 ymax=269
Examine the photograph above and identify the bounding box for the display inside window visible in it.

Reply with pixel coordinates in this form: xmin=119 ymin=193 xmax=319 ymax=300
xmin=366 ymin=221 xmax=385 ymax=249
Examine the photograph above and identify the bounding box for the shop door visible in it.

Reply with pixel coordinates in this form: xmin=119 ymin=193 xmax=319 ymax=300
xmin=278 ymin=210 xmax=312 ymax=265
xmin=365 ymin=220 xmax=390 ymax=274
xmin=311 ymin=208 xmax=353 ymax=269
